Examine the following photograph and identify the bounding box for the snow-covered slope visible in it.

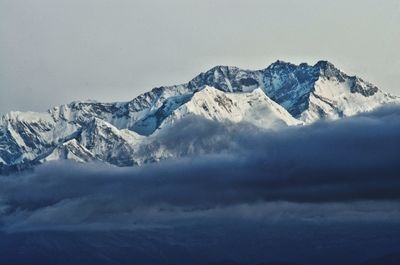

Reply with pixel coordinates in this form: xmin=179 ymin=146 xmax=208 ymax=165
xmin=42 ymin=139 xmax=96 ymax=163
xmin=158 ymin=86 xmax=301 ymax=131
xmin=0 ymin=110 xmax=81 ymax=166
xmin=0 ymin=60 xmax=398 ymax=171
xmin=299 ymin=74 xmax=397 ymax=122
xmin=261 ymin=60 xmax=398 ymax=122
xmin=79 ymin=118 xmax=143 ymax=166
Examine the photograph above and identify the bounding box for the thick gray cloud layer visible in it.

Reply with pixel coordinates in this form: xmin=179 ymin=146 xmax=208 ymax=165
xmin=1 ymin=0 xmax=399 ymax=115
xmin=0 ymin=105 xmax=399 ymax=231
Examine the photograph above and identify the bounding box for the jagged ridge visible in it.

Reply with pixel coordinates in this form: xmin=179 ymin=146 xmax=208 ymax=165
xmin=0 ymin=60 xmax=398 ymax=171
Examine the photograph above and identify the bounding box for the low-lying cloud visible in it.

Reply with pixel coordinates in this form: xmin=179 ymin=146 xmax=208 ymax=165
xmin=1 ymin=105 xmax=400 ymax=231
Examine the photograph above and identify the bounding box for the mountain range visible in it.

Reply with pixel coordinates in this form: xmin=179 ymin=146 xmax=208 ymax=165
xmin=0 ymin=60 xmax=398 ymax=172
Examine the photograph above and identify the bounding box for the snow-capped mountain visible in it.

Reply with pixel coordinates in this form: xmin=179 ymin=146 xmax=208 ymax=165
xmin=0 ymin=60 xmax=398 ymax=172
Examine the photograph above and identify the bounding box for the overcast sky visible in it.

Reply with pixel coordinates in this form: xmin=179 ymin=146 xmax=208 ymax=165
xmin=1 ymin=0 xmax=399 ymax=115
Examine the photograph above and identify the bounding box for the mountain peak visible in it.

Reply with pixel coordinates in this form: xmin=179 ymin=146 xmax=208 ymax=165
xmin=314 ymin=60 xmax=336 ymax=69
xmin=266 ymin=60 xmax=338 ymax=73
xmin=267 ymin=60 xmax=297 ymax=70
xmin=311 ymin=60 xmax=347 ymax=82
xmin=206 ymin=65 xmax=240 ymax=72
xmin=187 ymin=64 xmax=259 ymax=93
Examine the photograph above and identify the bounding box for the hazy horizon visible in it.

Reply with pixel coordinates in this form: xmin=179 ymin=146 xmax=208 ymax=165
xmin=1 ymin=0 xmax=399 ymax=115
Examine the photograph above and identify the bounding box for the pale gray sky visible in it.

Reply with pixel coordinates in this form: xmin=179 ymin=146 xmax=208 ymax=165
xmin=1 ymin=0 xmax=399 ymax=115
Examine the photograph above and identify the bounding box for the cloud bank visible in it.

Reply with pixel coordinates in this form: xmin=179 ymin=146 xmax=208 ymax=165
xmin=1 ymin=105 xmax=400 ymax=231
